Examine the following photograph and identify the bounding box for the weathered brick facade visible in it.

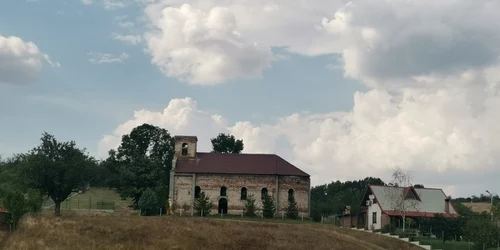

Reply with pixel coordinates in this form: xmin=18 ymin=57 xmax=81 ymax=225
xmin=172 ymin=173 xmax=310 ymax=216
xmin=169 ymin=135 xmax=311 ymax=217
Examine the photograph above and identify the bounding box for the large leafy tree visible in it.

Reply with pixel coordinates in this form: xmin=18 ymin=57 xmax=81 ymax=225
xmin=310 ymin=177 xmax=384 ymax=222
xmin=21 ymin=132 xmax=97 ymax=216
xmin=210 ymin=133 xmax=244 ymax=154
xmin=109 ymin=123 xmax=175 ymax=208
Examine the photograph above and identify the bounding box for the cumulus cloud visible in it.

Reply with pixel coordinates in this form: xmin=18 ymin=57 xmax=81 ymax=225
xmin=99 ymin=0 xmax=500 ymax=195
xmin=143 ymin=3 xmax=273 ymax=85
xmin=0 ymin=33 xmax=59 ymax=85
xmin=87 ymin=52 xmax=129 ymax=64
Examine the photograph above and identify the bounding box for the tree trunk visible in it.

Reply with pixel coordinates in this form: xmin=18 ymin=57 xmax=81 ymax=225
xmin=55 ymin=201 xmax=61 ymax=216
xmin=402 ymin=214 xmax=406 ymax=232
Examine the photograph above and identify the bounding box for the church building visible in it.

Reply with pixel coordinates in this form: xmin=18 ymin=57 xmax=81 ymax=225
xmin=168 ymin=135 xmax=311 ymax=217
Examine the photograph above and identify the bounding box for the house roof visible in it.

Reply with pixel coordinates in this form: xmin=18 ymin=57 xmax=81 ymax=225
xmin=174 ymin=152 xmax=310 ymax=177
xmin=361 ymin=185 xmax=459 ymax=218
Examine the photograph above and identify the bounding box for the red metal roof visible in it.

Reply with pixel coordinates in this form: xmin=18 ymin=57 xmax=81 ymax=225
xmin=174 ymin=152 xmax=309 ymax=177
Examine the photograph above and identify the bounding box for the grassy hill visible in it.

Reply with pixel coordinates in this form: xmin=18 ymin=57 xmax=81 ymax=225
xmin=462 ymin=202 xmax=491 ymax=213
xmin=43 ymin=188 xmax=132 ymax=212
xmin=1 ymin=212 xmax=421 ymax=250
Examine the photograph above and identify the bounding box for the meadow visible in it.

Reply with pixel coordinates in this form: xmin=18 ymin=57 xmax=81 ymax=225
xmin=1 ymin=211 xmax=422 ymax=250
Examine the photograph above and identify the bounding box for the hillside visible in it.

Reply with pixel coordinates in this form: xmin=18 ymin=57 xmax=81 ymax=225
xmin=462 ymin=202 xmax=491 ymax=213
xmin=1 ymin=213 xmax=421 ymax=250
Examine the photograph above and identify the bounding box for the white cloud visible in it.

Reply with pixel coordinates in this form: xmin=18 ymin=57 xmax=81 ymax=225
xmin=81 ymin=0 xmax=93 ymax=5
xmin=87 ymin=52 xmax=129 ymax=64
xmin=0 ymin=33 xmax=59 ymax=85
xmin=117 ymin=21 xmax=135 ymax=28
xmin=112 ymin=34 xmax=141 ymax=45
xmin=143 ymin=3 xmax=273 ymax=85
xmin=97 ymin=0 xmax=500 ymax=196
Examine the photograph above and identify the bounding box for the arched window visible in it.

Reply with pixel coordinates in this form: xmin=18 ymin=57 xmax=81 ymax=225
xmin=288 ymin=189 xmax=294 ymax=201
xmin=261 ymin=188 xmax=268 ymax=200
xmin=181 ymin=143 xmax=188 ymax=156
xmin=194 ymin=186 xmax=201 ymax=198
xmin=240 ymin=187 xmax=247 ymax=200
xmin=220 ymin=186 xmax=227 ymax=196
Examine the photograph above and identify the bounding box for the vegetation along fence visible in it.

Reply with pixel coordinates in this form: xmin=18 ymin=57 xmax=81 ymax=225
xmin=44 ymin=198 xmax=116 ymax=211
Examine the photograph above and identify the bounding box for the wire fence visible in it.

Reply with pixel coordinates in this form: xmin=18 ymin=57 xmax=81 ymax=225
xmin=44 ymin=198 xmax=116 ymax=211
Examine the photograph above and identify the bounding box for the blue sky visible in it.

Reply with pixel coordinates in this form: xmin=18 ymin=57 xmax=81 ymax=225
xmin=2 ymin=0 xmax=500 ymax=197
xmin=0 ymin=0 xmax=365 ymax=157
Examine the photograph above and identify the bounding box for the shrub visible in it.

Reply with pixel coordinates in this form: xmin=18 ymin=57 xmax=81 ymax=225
xmin=285 ymin=196 xmax=299 ymax=219
xmin=138 ymin=188 xmax=159 ymax=216
xmin=194 ymin=192 xmax=213 ymax=217
xmin=26 ymin=189 xmax=44 ymax=214
xmin=243 ymin=194 xmax=257 ymax=217
xmin=262 ymin=193 xmax=275 ymax=218
xmin=1 ymin=189 xmax=28 ymax=230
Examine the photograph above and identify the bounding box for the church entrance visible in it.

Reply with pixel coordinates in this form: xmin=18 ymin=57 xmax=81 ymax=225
xmin=218 ymin=198 xmax=228 ymax=214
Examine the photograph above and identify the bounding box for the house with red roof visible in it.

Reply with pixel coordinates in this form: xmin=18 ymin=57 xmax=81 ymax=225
xmin=348 ymin=185 xmax=460 ymax=230
xmin=168 ymin=136 xmax=311 ymax=217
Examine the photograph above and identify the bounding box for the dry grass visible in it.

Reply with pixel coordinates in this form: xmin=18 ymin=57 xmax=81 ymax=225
xmin=1 ymin=212 xmax=422 ymax=250
xmin=462 ymin=202 xmax=491 ymax=213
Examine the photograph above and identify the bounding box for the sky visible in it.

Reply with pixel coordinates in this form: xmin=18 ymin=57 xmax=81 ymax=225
xmin=2 ymin=0 xmax=500 ymax=198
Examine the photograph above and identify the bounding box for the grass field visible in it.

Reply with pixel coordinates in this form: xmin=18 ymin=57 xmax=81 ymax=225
xmin=462 ymin=202 xmax=491 ymax=213
xmin=414 ymin=236 xmax=498 ymax=250
xmin=1 ymin=212 xmax=422 ymax=250
xmin=44 ymin=188 xmax=132 ymax=211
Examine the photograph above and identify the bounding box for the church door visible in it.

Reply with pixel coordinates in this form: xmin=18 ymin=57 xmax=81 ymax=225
xmin=218 ymin=198 xmax=228 ymax=214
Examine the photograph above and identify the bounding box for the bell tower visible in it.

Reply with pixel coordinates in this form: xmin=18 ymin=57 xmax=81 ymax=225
xmin=174 ymin=135 xmax=198 ymax=158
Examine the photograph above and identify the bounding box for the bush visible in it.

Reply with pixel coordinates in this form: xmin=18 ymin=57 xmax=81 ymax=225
xmin=243 ymin=194 xmax=257 ymax=217
xmin=26 ymin=189 xmax=44 ymax=214
xmin=194 ymin=192 xmax=213 ymax=217
xmin=1 ymin=189 xmax=28 ymax=230
xmin=262 ymin=193 xmax=275 ymax=218
xmin=138 ymin=188 xmax=159 ymax=216
xmin=285 ymin=196 xmax=299 ymax=219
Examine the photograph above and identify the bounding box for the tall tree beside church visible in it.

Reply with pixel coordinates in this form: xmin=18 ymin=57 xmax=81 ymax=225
xmin=107 ymin=123 xmax=175 ymax=208
xmin=210 ymin=133 xmax=244 ymax=154
xmin=21 ymin=132 xmax=97 ymax=216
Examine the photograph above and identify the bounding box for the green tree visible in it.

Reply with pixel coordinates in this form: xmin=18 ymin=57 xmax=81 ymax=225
xmin=420 ymin=214 xmax=466 ymax=242
xmin=243 ymin=194 xmax=257 ymax=217
xmin=109 ymin=124 xmax=175 ymax=208
xmin=138 ymin=188 xmax=159 ymax=216
xmin=194 ymin=192 xmax=213 ymax=216
xmin=21 ymin=132 xmax=97 ymax=216
xmin=210 ymin=133 xmax=244 ymax=154
xmin=463 ymin=215 xmax=499 ymax=249
xmin=285 ymin=196 xmax=299 ymax=219
xmin=262 ymin=193 xmax=275 ymax=218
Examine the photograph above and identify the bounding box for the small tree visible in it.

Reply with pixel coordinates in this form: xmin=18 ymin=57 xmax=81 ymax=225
xmin=194 ymin=192 xmax=213 ymax=216
xmin=1 ymin=189 xmax=28 ymax=231
xmin=384 ymin=167 xmax=420 ymax=231
xmin=25 ymin=189 xmax=44 ymax=214
xmin=138 ymin=188 xmax=159 ymax=216
xmin=243 ymin=194 xmax=257 ymax=217
xmin=285 ymin=196 xmax=299 ymax=219
xmin=262 ymin=194 xmax=275 ymax=218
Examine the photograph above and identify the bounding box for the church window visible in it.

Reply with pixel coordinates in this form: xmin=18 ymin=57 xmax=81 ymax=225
xmin=261 ymin=188 xmax=268 ymax=200
xmin=181 ymin=143 xmax=188 ymax=156
xmin=220 ymin=186 xmax=227 ymax=196
xmin=195 ymin=186 xmax=201 ymax=198
xmin=241 ymin=187 xmax=247 ymax=200
xmin=288 ymin=189 xmax=294 ymax=201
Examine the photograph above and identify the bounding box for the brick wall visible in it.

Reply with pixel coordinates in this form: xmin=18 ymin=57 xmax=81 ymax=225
xmin=173 ymin=173 xmax=310 ymax=216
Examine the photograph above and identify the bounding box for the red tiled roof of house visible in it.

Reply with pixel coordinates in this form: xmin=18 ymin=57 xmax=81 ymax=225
xmin=175 ymin=152 xmax=310 ymax=177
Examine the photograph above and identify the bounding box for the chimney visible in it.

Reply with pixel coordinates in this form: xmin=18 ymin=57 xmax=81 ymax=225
xmin=444 ymin=198 xmax=450 ymax=213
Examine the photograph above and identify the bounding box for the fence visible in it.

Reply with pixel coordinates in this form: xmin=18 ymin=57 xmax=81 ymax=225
xmin=44 ymin=198 xmax=116 ymax=211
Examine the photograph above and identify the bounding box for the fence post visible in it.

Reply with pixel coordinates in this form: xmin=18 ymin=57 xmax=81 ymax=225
xmin=441 ymin=231 xmax=444 ymax=249
xmin=78 ymin=200 xmax=80 ymax=209
xmin=89 ymin=197 xmax=91 ymax=210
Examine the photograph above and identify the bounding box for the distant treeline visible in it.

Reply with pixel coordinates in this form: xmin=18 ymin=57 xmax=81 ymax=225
xmin=452 ymin=193 xmax=500 ymax=203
